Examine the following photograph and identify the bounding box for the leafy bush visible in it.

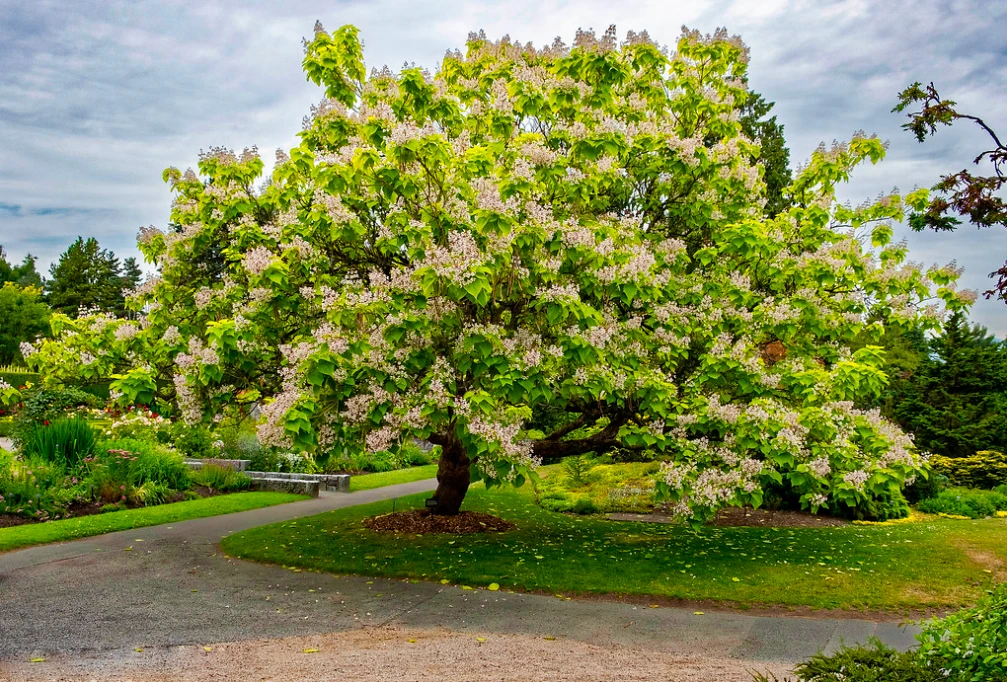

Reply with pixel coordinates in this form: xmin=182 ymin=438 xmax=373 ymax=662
xmin=929 ymin=451 xmax=1007 ymax=489
xmin=191 ymin=465 xmax=251 ymax=493
xmin=15 ymin=386 xmax=97 ymax=427
xmin=761 ymin=476 xmax=910 ymax=521
xmin=563 ymin=454 xmax=592 ymax=484
xmin=0 ymin=447 xmax=13 ymax=475
xmin=133 ymin=481 xmax=173 ymax=506
xmin=536 ymin=461 xmax=659 ymax=514
xmin=751 ymin=639 xmax=943 ymax=681
xmin=321 ymin=441 xmax=433 ymax=474
xmin=21 ymin=417 xmax=96 ymax=468
xmin=903 ymin=471 xmax=950 ymax=504
xmin=216 ymin=426 xmax=264 ymax=461
xmin=95 ymin=438 xmax=190 ymax=489
xmin=917 ymin=487 xmax=1007 ymax=519
xmin=832 ymin=488 xmax=911 ymax=522
xmin=249 ymin=451 xmax=318 ymax=474
xmin=538 ymin=490 xmax=598 ymax=514
xmin=170 ymin=423 xmax=218 ymax=459
xmin=0 ymin=455 xmax=84 ymax=520
xmin=0 ymin=416 xmax=14 ymax=437
xmin=916 ymin=583 xmax=1007 ymax=681
xmin=103 ymin=410 xmax=173 ymax=443
xmin=756 ymin=584 xmax=1007 ymax=682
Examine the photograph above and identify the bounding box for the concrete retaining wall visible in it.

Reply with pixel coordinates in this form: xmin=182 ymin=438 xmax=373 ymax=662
xmin=252 ymin=477 xmax=320 ymax=497
xmin=245 ymin=471 xmax=350 ymax=493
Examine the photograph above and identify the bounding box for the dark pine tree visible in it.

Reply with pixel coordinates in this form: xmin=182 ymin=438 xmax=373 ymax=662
xmin=739 ymin=91 xmax=793 ymax=218
xmin=890 ymin=311 xmax=1007 ymax=457
xmin=46 ymin=237 xmax=126 ymax=316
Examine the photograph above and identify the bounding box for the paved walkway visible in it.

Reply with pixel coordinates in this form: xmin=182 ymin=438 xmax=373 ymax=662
xmin=0 ymin=437 xmax=13 ymax=451
xmin=0 ymin=479 xmax=919 ymax=669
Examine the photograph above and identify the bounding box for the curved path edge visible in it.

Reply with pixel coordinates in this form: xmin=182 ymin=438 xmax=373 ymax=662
xmin=0 ymin=479 xmax=918 ymax=666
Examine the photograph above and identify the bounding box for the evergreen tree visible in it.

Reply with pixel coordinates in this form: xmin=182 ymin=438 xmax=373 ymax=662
xmin=46 ymin=237 xmax=125 ymax=316
xmin=0 ymin=246 xmax=44 ymax=288
xmin=739 ymin=91 xmax=793 ymax=217
xmin=890 ymin=312 xmax=1007 ymax=457
xmin=120 ymin=257 xmax=143 ymax=292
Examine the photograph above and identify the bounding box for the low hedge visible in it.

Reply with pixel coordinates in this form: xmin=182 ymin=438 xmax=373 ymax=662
xmin=929 ymin=450 xmax=1007 ymax=489
xmin=917 ymin=486 xmax=1007 ymax=519
xmin=0 ymin=370 xmax=39 ymax=389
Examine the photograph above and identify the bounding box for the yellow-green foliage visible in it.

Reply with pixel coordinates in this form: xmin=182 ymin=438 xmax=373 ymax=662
xmin=929 ymin=451 xmax=1007 ymax=489
xmin=537 ymin=461 xmax=660 ymax=514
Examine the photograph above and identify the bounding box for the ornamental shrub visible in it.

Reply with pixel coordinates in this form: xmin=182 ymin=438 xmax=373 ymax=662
xmin=104 ymin=410 xmax=173 ymax=443
xmin=0 ymin=455 xmax=86 ymax=520
xmin=190 ymin=464 xmax=251 ymax=493
xmin=15 ymin=386 xmax=97 ymax=427
xmin=751 ymin=640 xmax=942 ymax=682
xmin=538 ymin=490 xmax=598 ymax=514
xmin=831 ymin=488 xmax=910 ymax=522
xmin=929 ymin=450 xmax=1007 ymax=489
xmin=96 ymin=438 xmax=191 ymax=490
xmin=170 ymin=423 xmax=218 ymax=459
xmin=902 ymin=471 xmax=950 ymax=504
xmin=21 ymin=417 xmax=96 ymax=469
xmin=917 ymin=487 xmax=1007 ymax=519
xmin=916 ymin=583 xmax=1007 ymax=681
xmin=24 ymin=24 xmax=973 ymax=519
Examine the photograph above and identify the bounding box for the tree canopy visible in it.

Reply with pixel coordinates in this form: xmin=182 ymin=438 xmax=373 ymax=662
xmin=0 ymin=246 xmax=44 ymax=289
xmin=888 ymin=312 xmax=1007 ymax=458
xmin=0 ymin=283 xmax=50 ymax=366
xmin=46 ymin=237 xmax=129 ymax=316
xmin=738 ymin=91 xmax=791 ymax=217
xmin=25 ymin=25 xmax=973 ymax=518
xmin=894 ymin=81 xmax=1007 ymax=302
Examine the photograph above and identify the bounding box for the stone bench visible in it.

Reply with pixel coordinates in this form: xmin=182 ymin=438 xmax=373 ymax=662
xmin=251 ymin=477 xmax=320 ymax=497
xmin=244 ymin=471 xmax=350 ymax=493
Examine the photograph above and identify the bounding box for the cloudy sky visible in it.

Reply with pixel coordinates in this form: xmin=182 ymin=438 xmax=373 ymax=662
xmin=1 ymin=0 xmax=1005 ymax=333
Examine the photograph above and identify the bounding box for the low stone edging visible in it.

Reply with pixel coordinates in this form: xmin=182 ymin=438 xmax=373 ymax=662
xmin=184 ymin=458 xmax=251 ymax=472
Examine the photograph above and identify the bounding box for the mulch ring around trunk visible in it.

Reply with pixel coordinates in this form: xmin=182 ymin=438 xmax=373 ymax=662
xmin=363 ymin=509 xmax=516 ymax=534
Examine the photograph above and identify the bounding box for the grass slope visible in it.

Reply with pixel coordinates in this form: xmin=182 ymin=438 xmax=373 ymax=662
xmin=350 ymin=464 xmax=438 ymax=491
xmin=1 ymin=492 xmax=305 ymax=553
xmin=222 ymin=486 xmax=1007 ymax=612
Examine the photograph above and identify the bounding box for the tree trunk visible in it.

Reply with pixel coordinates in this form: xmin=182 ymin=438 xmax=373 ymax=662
xmin=432 ymin=437 xmax=471 ymax=515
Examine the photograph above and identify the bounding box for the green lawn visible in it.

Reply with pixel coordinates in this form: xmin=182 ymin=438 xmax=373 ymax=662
xmin=1 ymin=491 xmax=306 ymax=553
xmin=222 ymin=484 xmax=1007 ymax=613
xmin=350 ymin=464 xmax=438 ymax=491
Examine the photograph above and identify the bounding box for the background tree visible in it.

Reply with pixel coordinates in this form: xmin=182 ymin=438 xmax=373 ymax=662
xmin=0 ymin=246 xmax=44 ymax=288
xmin=0 ymin=283 xmax=50 ymax=366
xmin=894 ymin=81 xmax=1007 ymax=302
xmin=739 ymin=91 xmax=792 ymax=217
xmin=46 ymin=237 xmax=126 ymax=316
xmin=888 ymin=311 xmax=1007 ymax=458
xmin=26 ymin=25 xmax=969 ymax=520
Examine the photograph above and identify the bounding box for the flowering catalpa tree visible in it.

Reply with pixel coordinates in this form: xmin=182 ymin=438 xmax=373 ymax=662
xmin=24 ymin=24 xmax=974 ymax=517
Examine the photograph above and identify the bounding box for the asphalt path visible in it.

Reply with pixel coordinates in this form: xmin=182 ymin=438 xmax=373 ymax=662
xmin=0 ymin=479 xmax=919 ymax=667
